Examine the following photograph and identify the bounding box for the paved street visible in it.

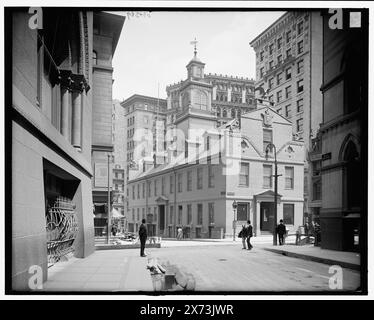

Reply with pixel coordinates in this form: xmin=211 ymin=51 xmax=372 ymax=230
xmin=146 ymin=244 xmax=361 ymax=292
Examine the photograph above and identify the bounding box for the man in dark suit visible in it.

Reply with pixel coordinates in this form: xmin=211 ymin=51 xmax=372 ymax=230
xmin=139 ymin=219 xmax=148 ymax=257
xmin=276 ymin=219 xmax=287 ymax=245
xmin=246 ymin=220 xmax=253 ymax=250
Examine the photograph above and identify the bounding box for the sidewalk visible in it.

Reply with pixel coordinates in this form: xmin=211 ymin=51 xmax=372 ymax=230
xmin=41 ymin=250 xmax=153 ymax=292
xmin=263 ymin=244 xmax=361 ymax=271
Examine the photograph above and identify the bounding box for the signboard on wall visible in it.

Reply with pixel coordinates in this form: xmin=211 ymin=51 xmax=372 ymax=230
xmin=95 ymin=163 xmax=108 ymax=188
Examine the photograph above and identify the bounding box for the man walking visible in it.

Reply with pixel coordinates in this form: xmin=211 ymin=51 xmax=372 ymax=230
xmin=239 ymin=224 xmax=248 ymax=249
xmin=246 ymin=220 xmax=253 ymax=250
xmin=139 ymin=218 xmax=148 ymax=257
xmin=276 ymin=219 xmax=287 ymax=245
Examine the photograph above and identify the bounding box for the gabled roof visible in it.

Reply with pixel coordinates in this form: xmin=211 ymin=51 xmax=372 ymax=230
xmin=254 ymin=190 xmax=282 ymax=198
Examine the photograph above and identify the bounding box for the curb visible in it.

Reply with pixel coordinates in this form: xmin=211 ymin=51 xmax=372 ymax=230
xmin=263 ymin=247 xmax=360 ymax=271
xmin=95 ymin=243 xmax=161 ymax=250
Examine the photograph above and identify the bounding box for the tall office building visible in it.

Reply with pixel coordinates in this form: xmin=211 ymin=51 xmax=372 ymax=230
xmin=250 ymin=11 xmax=323 ymax=221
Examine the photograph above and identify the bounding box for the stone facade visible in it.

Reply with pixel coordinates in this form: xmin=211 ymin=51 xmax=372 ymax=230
xmin=319 ymin=10 xmax=367 ymax=252
xmin=11 ymin=9 xmax=124 ymax=290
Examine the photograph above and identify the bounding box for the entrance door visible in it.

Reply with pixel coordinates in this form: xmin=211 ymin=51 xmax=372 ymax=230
xmin=159 ymin=205 xmax=165 ymax=236
xmin=260 ymin=202 xmax=274 ymax=232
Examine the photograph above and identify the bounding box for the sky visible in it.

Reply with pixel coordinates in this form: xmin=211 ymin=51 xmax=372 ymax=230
xmin=112 ymin=11 xmax=285 ymax=101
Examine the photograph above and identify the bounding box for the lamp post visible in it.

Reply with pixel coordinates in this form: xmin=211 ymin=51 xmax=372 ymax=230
xmin=265 ymin=143 xmax=282 ymax=246
xmin=107 ymin=153 xmax=114 ymax=244
xmin=232 ymin=200 xmax=238 ymax=241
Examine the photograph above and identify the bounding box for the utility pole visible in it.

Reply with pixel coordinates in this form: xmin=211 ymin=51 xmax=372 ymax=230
xmin=266 ymin=143 xmax=282 ymax=246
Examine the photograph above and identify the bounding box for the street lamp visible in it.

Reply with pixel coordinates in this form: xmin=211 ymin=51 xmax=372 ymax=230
xmin=107 ymin=153 xmax=114 ymax=244
xmin=232 ymin=200 xmax=238 ymax=241
xmin=265 ymin=143 xmax=282 ymax=246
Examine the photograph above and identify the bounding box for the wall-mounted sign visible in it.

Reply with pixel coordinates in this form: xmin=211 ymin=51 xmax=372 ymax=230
xmin=322 ymin=152 xmax=332 ymax=161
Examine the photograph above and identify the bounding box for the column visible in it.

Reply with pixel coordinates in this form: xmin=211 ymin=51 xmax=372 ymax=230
xmin=212 ymin=85 xmax=217 ymax=100
xmin=255 ymin=200 xmax=261 ymax=236
xmin=242 ymin=87 xmax=246 ymax=103
xmin=227 ymin=85 xmax=232 ymax=102
xmin=60 ymin=87 xmax=70 ymax=139
xmin=72 ymin=91 xmax=82 ymax=150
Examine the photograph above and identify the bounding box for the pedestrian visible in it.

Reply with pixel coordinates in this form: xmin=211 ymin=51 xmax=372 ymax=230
xmin=139 ymin=218 xmax=148 ymax=257
xmin=246 ymin=220 xmax=253 ymax=250
xmin=276 ymin=219 xmax=287 ymax=245
xmin=177 ymin=227 xmax=183 ymax=240
xmin=239 ymin=224 xmax=248 ymax=249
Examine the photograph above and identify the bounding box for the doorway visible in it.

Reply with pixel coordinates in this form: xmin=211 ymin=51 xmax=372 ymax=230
xmin=158 ymin=205 xmax=165 ymax=236
xmin=260 ymin=202 xmax=274 ymax=232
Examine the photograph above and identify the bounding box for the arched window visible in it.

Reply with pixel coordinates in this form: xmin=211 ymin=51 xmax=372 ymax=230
xmin=193 ymin=90 xmax=207 ymax=110
xmin=92 ymin=50 xmax=97 ymax=65
xmin=343 ymin=140 xmax=361 ymax=209
xmin=217 ymin=107 xmax=221 ymax=117
xmin=223 ymin=109 xmax=227 ymax=118
xmin=231 ymin=109 xmax=236 ymax=118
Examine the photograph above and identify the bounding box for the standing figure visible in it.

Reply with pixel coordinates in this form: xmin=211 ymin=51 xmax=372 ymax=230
xmin=139 ymin=218 xmax=148 ymax=257
xmin=239 ymin=224 xmax=248 ymax=249
xmin=246 ymin=220 xmax=253 ymax=250
xmin=276 ymin=219 xmax=287 ymax=245
xmin=177 ymin=227 xmax=183 ymax=240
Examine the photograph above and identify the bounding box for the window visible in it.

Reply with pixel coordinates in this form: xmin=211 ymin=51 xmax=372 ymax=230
xmin=285 ymin=86 xmax=291 ymax=99
xmin=208 ymin=165 xmax=215 ymax=188
xmin=297 ymin=21 xmax=304 ymax=35
xmin=286 ymin=48 xmax=292 ymax=58
xmin=187 ymin=170 xmax=192 ymax=191
xmin=170 ymin=175 xmax=174 ymax=194
xmin=132 ymin=209 xmax=135 ymax=221
xmin=286 ymin=30 xmax=292 ymax=43
xmin=297 ymin=99 xmax=303 ymax=113
xmin=137 ymin=184 xmax=140 ymax=199
xmin=178 ymin=206 xmax=182 ymax=225
xmin=170 ymin=206 xmax=174 ymax=224
xmin=208 ymin=203 xmax=215 ymax=224
xmin=260 ymin=67 xmax=264 ymax=78
xmin=277 ymin=108 xmax=282 ymax=115
xmin=132 ymin=185 xmax=135 ymax=200
xmin=285 ymin=166 xmax=294 ymax=189
xmin=269 ymin=60 xmax=274 ymax=69
xmin=92 ymin=50 xmax=97 ymax=65
xmin=263 ymin=129 xmax=273 ymax=153
xmin=277 ymin=37 xmax=282 ymax=49
xmin=178 ymin=173 xmax=183 ymax=192
xmin=148 ymin=181 xmax=152 ymax=197
xmin=283 ymin=204 xmax=295 ymax=224
xmin=137 ymin=208 xmax=139 ymax=221
xmin=197 ymin=204 xmax=203 ymax=225
xmin=269 ymin=43 xmax=274 ymax=55
xmin=161 ymin=177 xmax=165 ymax=195
xmin=297 ymin=59 xmax=304 ymax=73
xmin=285 ymin=67 xmax=292 ymax=80
xmin=197 ymin=168 xmax=203 ymax=189
xmin=154 ymin=207 xmax=157 ymax=221
xmin=277 ymin=55 xmax=282 ymax=65
xmin=276 ymin=73 xmax=282 ymax=85
xmin=206 ymin=136 xmax=210 ymax=151
xmin=263 ymin=165 xmax=273 ymax=189
xmin=142 ymin=208 xmax=145 ymax=220
xmin=297 ymin=40 xmax=304 ymax=54
xmin=187 ymin=204 xmax=192 ymax=224
xmin=297 ymin=118 xmax=304 ymax=132
xmin=154 ymin=179 xmax=157 ymax=196
xmin=239 ymin=162 xmax=249 ymax=186
xmin=313 ymin=179 xmax=322 ymax=200
xmin=142 ymin=183 xmax=145 ymax=198
xmin=268 ymin=77 xmax=274 ymax=90
xmin=297 ymin=79 xmax=304 ymax=93
xmin=260 ymin=51 xmax=264 ymax=62
xmin=276 ymin=90 xmax=282 ymax=103
xmin=285 ymin=105 xmax=291 ymax=118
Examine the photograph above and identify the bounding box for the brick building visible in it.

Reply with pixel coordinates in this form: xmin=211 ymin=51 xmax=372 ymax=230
xmin=250 ymin=11 xmax=323 ymax=223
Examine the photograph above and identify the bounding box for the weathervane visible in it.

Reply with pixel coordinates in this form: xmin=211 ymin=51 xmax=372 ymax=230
xmin=190 ymin=37 xmax=198 ymax=57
